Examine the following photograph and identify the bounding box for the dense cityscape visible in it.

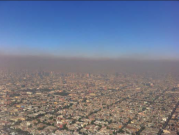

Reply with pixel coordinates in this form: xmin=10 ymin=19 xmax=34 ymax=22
xmin=0 ymin=70 xmax=179 ymax=135
xmin=1 ymin=0 xmax=179 ymax=134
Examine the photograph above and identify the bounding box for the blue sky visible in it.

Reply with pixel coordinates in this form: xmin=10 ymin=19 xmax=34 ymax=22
xmin=0 ymin=1 xmax=179 ymax=59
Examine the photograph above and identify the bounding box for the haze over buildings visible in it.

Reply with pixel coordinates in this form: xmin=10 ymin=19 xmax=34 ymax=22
xmin=0 ymin=54 xmax=179 ymax=74
xmin=0 ymin=1 xmax=179 ymax=135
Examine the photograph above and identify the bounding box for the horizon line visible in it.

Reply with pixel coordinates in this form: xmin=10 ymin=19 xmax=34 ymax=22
xmin=0 ymin=53 xmax=179 ymax=62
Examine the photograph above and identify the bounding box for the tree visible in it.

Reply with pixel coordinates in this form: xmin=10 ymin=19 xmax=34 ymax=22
xmin=78 ymin=118 xmax=81 ymax=121
xmin=118 ymin=129 xmax=124 ymax=133
xmin=37 ymin=127 xmax=44 ymax=130
xmin=37 ymin=119 xmax=40 ymax=123
xmin=109 ymin=120 xmax=112 ymax=124
xmin=15 ymin=128 xmax=21 ymax=132
xmin=63 ymin=124 xmax=68 ymax=130
xmin=99 ymin=125 xmax=102 ymax=129
xmin=91 ymin=120 xmax=95 ymax=124
xmin=72 ymin=120 xmax=75 ymax=124
xmin=142 ymin=107 xmax=146 ymax=111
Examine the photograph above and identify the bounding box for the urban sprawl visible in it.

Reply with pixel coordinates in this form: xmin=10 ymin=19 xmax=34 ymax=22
xmin=0 ymin=70 xmax=179 ymax=135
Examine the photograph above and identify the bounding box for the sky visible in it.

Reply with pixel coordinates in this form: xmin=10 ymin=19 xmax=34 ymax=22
xmin=0 ymin=1 xmax=179 ymax=60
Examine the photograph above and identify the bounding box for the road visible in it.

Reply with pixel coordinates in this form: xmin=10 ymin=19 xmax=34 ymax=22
xmin=157 ymin=101 xmax=179 ymax=135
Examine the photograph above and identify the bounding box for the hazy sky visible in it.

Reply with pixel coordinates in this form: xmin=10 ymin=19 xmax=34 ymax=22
xmin=0 ymin=1 xmax=179 ymax=59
